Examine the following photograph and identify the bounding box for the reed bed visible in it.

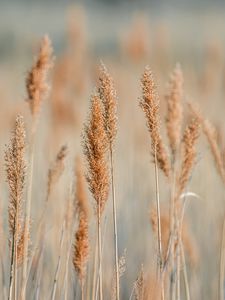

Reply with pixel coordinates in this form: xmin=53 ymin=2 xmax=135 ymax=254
xmin=0 ymin=5 xmax=225 ymax=300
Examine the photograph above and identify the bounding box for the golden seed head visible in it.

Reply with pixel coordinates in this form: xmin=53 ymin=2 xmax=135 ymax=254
xmin=83 ymin=92 xmax=110 ymax=216
xmin=98 ymin=63 xmax=117 ymax=145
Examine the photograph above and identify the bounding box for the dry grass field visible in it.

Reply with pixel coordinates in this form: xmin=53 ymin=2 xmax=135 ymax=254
xmin=0 ymin=2 xmax=225 ymax=300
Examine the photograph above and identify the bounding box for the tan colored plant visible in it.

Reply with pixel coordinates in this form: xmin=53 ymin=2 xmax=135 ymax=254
xmin=83 ymin=92 xmax=110 ymax=300
xmin=22 ymin=35 xmax=54 ymax=300
xmin=73 ymin=158 xmax=89 ymax=300
xmin=165 ymin=64 xmax=183 ymax=162
xmin=140 ymin=67 xmax=171 ymax=178
xmin=5 ymin=115 xmax=26 ymax=300
xmin=98 ymin=63 xmax=120 ymax=300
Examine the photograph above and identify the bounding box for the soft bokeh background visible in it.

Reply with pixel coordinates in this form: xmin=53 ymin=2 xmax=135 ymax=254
xmin=0 ymin=0 xmax=225 ymax=299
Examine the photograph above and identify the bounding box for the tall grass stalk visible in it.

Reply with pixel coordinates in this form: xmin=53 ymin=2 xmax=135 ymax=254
xmin=109 ymin=145 xmax=120 ymax=300
xmin=154 ymin=146 xmax=164 ymax=300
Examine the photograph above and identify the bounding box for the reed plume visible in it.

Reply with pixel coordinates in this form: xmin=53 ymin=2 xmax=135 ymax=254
xmin=165 ymin=64 xmax=183 ymax=161
xmin=83 ymin=93 xmax=109 ymax=215
xmin=83 ymin=92 xmax=109 ymax=300
xmin=98 ymin=63 xmax=120 ymax=300
xmin=21 ymin=35 xmax=54 ymax=300
xmin=189 ymin=103 xmax=225 ymax=299
xmin=164 ymin=65 xmax=184 ymax=298
xmin=73 ymin=158 xmax=89 ymax=298
xmin=26 ymin=35 xmax=53 ymax=117
xmin=5 ymin=115 xmax=26 ymax=300
xmin=177 ymin=118 xmax=200 ymax=199
xmin=139 ymin=67 xmax=170 ymax=299
xmin=73 ymin=216 xmax=89 ymax=299
xmin=98 ymin=63 xmax=117 ymax=145
xmin=140 ymin=67 xmax=170 ymax=178
xmin=16 ymin=223 xmax=30 ymax=267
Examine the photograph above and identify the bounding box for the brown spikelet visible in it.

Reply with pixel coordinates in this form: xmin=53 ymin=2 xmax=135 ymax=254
xmin=140 ymin=67 xmax=170 ymax=178
xmin=166 ymin=64 xmax=183 ymax=159
xmin=47 ymin=145 xmax=68 ymax=199
xmin=26 ymin=35 xmax=53 ymax=116
xmin=98 ymin=63 xmax=117 ymax=145
xmin=73 ymin=212 xmax=89 ymax=284
xmin=5 ymin=115 xmax=26 ymax=244
xmin=177 ymin=118 xmax=199 ymax=198
xmin=83 ymin=93 xmax=110 ymax=216
xmin=74 ymin=157 xmax=89 ymax=218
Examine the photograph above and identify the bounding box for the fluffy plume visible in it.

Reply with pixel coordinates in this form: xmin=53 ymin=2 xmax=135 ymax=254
xmin=98 ymin=63 xmax=117 ymax=145
xmin=26 ymin=35 xmax=53 ymax=116
xmin=140 ymin=67 xmax=170 ymax=178
xmin=73 ymin=158 xmax=89 ymax=285
xmin=177 ymin=119 xmax=199 ymax=197
xmin=5 ymin=115 xmax=26 ymax=246
xmin=166 ymin=64 xmax=183 ymax=159
xmin=83 ymin=93 xmax=110 ymax=216
xmin=16 ymin=222 xmax=31 ymax=267
xmin=73 ymin=213 xmax=89 ymax=284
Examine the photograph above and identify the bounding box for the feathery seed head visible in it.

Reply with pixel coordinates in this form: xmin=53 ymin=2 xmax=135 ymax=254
xmin=5 ymin=115 xmax=26 ymax=239
xmin=73 ymin=213 xmax=89 ymax=284
xmin=83 ymin=92 xmax=110 ymax=216
xmin=140 ymin=67 xmax=170 ymax=178
xmin=98 ymin=63 xmax=117 ymax=145
xmin=177 ymin=118 xmax=200 ymax=197
xmin=26 ymin=35 xmax=53 ymax=117
xmin=166 ymin=64 xmax=183 ymax=159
